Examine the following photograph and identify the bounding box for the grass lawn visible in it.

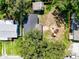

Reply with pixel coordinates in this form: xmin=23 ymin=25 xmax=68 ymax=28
xmin=5 ymin=39 xmax=21 ymax=55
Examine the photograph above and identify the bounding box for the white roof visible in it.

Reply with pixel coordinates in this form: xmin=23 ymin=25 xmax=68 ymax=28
xmin=0 ymin=20 xmax=17 ymax=40
xmin=74 ymin=30 xmax=79 ymax=40
xmin=0 ymin=20 xmax=14 ymax=24
xmin=32 ymin=2 xmax=44 ymax=10
xmin=0 ymin=37 xmax=8 ymax=40
xmin=64 ymin=57 xmax=71 ymax=59
xmin=64 ymin=56 xmax=76 ymax=59
xmin=71 ymin=43 xmax=79 ymax=56
xmin=0 ymin=56 xmax=23 ymax=59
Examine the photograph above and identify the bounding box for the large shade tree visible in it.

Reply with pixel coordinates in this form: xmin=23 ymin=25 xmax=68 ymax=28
xmin=0 ymin=0 xmax=32 ymax=20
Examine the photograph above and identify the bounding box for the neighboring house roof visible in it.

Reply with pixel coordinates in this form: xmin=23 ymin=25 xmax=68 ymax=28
xmin=70 ymin=13 xmax=79 ymax=41
xmin=64 ymin=57 xmax=71 ymax=59
xmin=0 ymin=20 xmax=18 ymax=40
xmin=0 ymin=20 xmax=14 ymax=24
xmin=71 ymin=43 xmax=79 ymax=57
xmin=24 ymin=14 xmax=39 ymax=32
xmin=70 ymin=18 xmax=79 ymax=41
xmin=32 ymin=2 xmax=44 ymax=11
xmin=0 ymin=56 xmax=23 ymax=59
xmin=73 ymin=30 xmax=79 ymax=41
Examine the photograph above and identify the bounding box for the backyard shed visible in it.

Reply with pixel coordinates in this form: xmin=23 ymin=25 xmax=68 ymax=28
xmin=0 ymin=20 xmax=18 ymax=40
xmin=32 ymin=2 xmax=44 ymax=11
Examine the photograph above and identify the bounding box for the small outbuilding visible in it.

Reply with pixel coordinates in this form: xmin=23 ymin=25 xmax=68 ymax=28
xmin=32 ymin=2 xmax=44 ymax=11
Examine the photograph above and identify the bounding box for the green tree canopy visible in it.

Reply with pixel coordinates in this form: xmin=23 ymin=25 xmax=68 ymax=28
xmin=19 ymin=30 xmax=69 ymax=59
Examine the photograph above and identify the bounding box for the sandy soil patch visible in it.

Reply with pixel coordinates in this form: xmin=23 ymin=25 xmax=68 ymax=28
xmin=39 ymin=11 xmax=65 ymax=40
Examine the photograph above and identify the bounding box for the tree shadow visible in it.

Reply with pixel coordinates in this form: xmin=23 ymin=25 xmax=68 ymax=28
xmin=52 ymin=7 xmax=68 ymax=27
xmin=34 ymin=10 xmax=44 ymax=15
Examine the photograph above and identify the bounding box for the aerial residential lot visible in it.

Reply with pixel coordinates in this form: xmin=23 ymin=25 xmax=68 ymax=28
xmin=0 ymin=0 xmax=79 ymax=59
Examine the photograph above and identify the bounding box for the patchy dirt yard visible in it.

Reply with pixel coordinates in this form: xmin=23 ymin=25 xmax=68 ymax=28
xmin=39 ymin=11 xmax=65 ymax=40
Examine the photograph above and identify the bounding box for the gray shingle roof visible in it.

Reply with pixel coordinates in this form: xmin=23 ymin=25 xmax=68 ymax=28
xmin=24 ymin=14 xmax=38 ymax=32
